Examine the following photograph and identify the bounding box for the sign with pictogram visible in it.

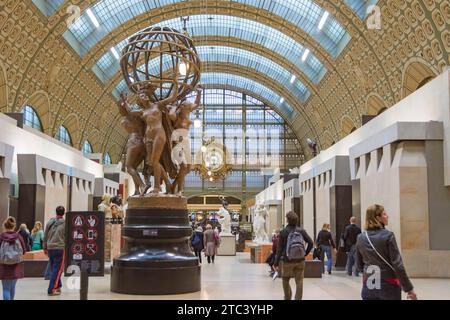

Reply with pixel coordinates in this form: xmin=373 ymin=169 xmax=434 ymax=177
xmin=65 ymin=211 xmax=104 ymax=276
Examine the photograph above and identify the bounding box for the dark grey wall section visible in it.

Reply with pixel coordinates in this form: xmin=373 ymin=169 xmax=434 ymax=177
xmin=93 ymin=196 xmax=102 ymax=211
xmin=0 ymin=178 xmax=10 ymax=222
xmin=18 ymin=184 xmax=45 ymax=228
xmin=8 ymin=197 xmax=18 ymax=220
xmin=105 ymin=173 xmax=120 ymax=183
xmin=351 ymin=180 xmax=361 ymax=227
xmin=425 ymin=141 xmax=450 ymax=250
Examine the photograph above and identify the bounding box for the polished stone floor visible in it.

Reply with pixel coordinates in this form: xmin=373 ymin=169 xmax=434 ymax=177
xmin=12 ymin=253 xmax=450 ymax=300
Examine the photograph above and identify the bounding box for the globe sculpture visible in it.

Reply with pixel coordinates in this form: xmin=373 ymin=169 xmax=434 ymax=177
xmin=111 ymin=27 xmax=202 ymax=295
xmin=120 ymin=26 xmax=201 ymax=102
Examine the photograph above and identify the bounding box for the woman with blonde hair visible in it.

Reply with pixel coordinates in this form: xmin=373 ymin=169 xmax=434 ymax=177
xmin=356 ymin=204 xmax=417 ymax=300
xmin=0 ymin=217 xmax=26 ymax=300
xmin=31 ymin=221 xmax=45 ymax=251
xmin=316 ymin=223 xmax=336 ymax=274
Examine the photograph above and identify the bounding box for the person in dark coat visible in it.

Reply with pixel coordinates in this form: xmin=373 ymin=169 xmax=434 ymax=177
xmin=18 ymin=224 xmax=32 ymax=252
xmin=356 ymin=204 xmax=417 ymax=300
xmin=0 ymin=217 xmax=26 ymax=300
xmin=343 ymin=216 xmax=361 ymax=276
xmin=191 ymin=226 xmax=204 ymax=264
xmin=316 ymin=223 xmax=336 ymax=274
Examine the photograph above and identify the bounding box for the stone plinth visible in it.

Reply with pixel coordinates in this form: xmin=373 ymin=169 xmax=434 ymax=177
xmin=217 ymin=234 xmax=236 ymax=256
xmin=249 ymin=243 xmax=272 ymax=263
xmin=111 ymin=196 xmax=200 ymax=295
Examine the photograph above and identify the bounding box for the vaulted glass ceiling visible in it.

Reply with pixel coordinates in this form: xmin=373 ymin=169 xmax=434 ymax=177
xmin=92 ymin=15 xmax=326 ymax=86
xmin=64 ymin=0 xmax=350 ymax=58
xmin=344 ymin=0 xmax=380 ymax=20
xmin=32 ymin=0 xmax=64 ymax=16
xmin=106 ymin=45 xmax=310 ymax=107
xmin=113 ymin=72 xmax=296 ymax=119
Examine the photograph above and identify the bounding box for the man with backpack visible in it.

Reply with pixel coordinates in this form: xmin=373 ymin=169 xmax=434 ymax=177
xmin=274 ymin=211 xmax=313 ymax=300
xmin=43 ymin=206 xmax=66 ymax=296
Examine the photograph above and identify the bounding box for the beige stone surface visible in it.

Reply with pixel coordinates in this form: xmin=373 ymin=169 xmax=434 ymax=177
xmin=217 ymin=235 xmax=236 ymax=256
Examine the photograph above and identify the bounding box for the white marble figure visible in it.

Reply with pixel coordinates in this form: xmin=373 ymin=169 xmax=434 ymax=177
xmin=253 ymin=205 xmax=270 ymax=243
xmin=218 ymin=206 xmax=232 ymax=235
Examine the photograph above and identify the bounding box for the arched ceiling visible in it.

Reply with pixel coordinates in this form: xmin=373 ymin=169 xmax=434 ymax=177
xmin=47 ymin=0 xmax=370 ymax=146
xmin=24 ymin=0 xmax=441 ymax=164
xmin=92 ymin=14 xmax=326 ymax=85
xmin=64 ymin=0 xmax=350 ymax=58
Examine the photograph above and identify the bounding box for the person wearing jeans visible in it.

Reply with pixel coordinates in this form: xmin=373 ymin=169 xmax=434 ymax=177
xmin=347 ymin=244 xmax=359 ymax=276
xmin=2 ymin=279 xmax=17 ymax=300
xmin=43 ymin=206 xmax=66 ymax=296
xmin=320 ymin=244 xmax=333 ymax=274
xmin=343 ymin=217 xmax=361 ymax=276
xmin=316 ymin=224 xmax=336 ymax=274
xmin=0 ymin=217 xmax=26 ymax=301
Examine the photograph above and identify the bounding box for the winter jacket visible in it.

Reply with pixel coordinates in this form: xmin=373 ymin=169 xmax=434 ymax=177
xmin=0 ymin=231 xmax=26 ymax=280
xmin=191 ymin=231 xmax=204 ymax=251
xmin=274 ymin=225 xmax=313 ymax=266
xmin=343 ymin=224 xmax=361 ymax=250
xmin=356 ymin=227 xmax=413 ymax=293
xmin=43 ymin=217 xmax=65 ymax=250
xmin=203 ymin=229 xmax=217 ymax=257
xmin=18 ymin=229 xmax=32 ymax=252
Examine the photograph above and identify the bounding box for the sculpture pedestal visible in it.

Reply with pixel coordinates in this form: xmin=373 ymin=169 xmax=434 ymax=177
xmin=110 ymin=196 xmax=200 ymax=295
xmin=247 ymin=242 xmax=272 ymax=263
xmin=217 ymin=234 xmax=236 ymax=256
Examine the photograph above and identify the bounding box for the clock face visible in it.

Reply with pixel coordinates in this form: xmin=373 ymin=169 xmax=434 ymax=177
xmin=205 ymin=149 xmax=223 ymax=171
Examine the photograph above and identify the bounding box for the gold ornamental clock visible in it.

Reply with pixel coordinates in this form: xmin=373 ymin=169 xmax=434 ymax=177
xmin=193 ymin=137 xmax=232 ymax=182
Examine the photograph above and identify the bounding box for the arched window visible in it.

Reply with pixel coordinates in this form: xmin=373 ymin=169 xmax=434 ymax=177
xmin=103 ymin=153 xmax=112 ymax=165
xmin=82 ymin=141 xmax=93 ymax=154
xmin=22 ymin=105 xmax=43 ymax=131
xmin=55 ymin=126 xmax=72 ymax=146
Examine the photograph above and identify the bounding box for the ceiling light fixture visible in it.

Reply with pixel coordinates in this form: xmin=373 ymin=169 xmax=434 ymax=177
xmin=318 ymin=11 xmax=329 ymax=30
xmin=86 ymin=8 xmax=100 ymax=28
xmin=179 ymin=62 xmax=188 ymax=76
xmin=290 ymin=75 xmax=296 ymax=84
xmin=110 ymin=47 xmax=120 ymax=60
xmin=302 ymin=49 xmax=310 ymax=62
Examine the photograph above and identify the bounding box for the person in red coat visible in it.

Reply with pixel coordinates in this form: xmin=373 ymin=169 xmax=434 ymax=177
xmin=0 ymin=217 xmax=26 ymax=300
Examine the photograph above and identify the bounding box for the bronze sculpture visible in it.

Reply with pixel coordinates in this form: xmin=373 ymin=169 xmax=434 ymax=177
xmin=112 ymin=26 xmax=202 ymax=296
xmin=118 ymin=27 xmax=202 ymax=197
xmin=168 ymin=85 xmax=203 ymax=194
xmin=117 ymin=92 xmax=147 ymax=196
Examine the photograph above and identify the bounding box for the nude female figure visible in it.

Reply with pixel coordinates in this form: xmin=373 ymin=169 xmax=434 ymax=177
xmin=132 ymin=81 xmax=179 ymax=194
xmin=117 ymin=92 xmax=148 ymax=196
xmin=168 ymin=86 xmax=203 ymax=194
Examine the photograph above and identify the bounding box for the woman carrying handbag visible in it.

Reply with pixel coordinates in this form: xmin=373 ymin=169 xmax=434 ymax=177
xmin=356 ymin=204 xmax=417 ymax=300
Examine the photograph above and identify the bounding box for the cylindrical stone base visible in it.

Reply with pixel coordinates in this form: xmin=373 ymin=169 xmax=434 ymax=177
xmin=110 ymin=196 xmax=200 ymax=295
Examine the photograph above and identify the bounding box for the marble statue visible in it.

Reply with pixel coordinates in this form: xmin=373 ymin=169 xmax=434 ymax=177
xmin=253 ymin=205 xmax=270 ymax=243
xmin=218 ymin=206 xmax=232 ymax=235
xmin=217 ymin=196 xmax=232 ymax=235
